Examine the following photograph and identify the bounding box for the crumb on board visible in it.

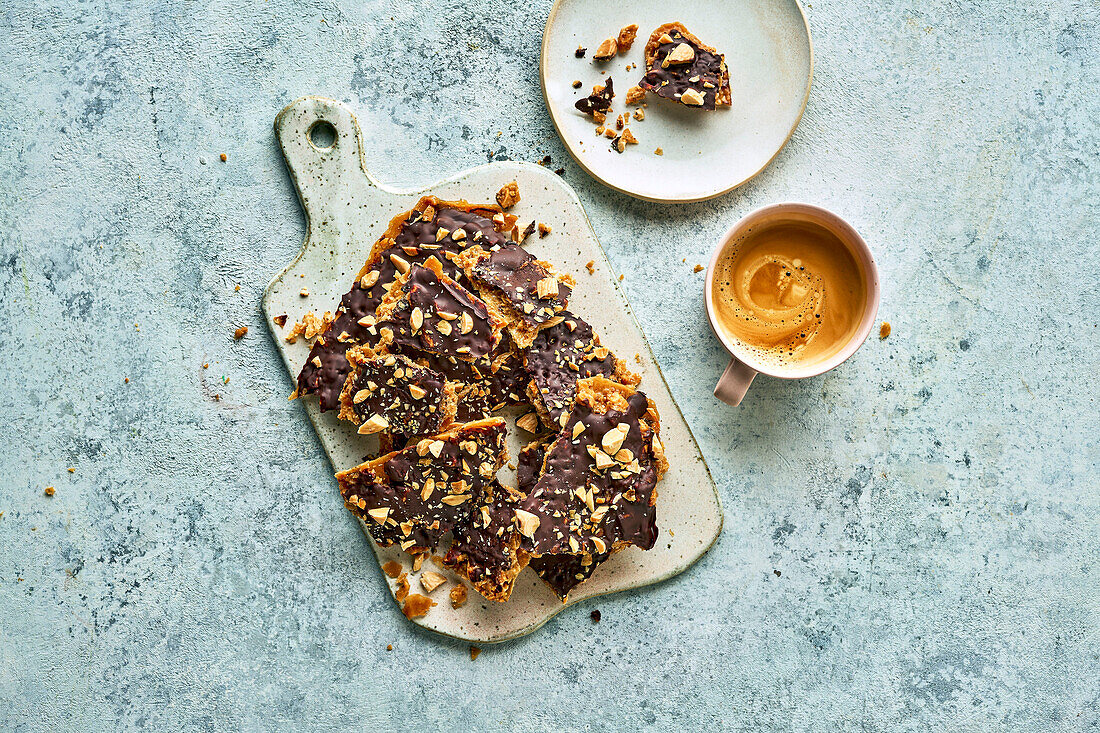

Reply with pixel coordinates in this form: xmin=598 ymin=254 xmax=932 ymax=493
xmin=880 ymin=321 xmax=892 ymax=339
xmin=572 ymin=79 xmax=582 ymax=88
xmin=219 ymin=153 xmax=227 ymax=162
xmin=386 ymin=644 xmax=393 ymax=651
xmin=625 ymin=86 xmax=646 ymax=105
xmin=496 ymin=181 xmax=520 ymax=210
xmin=537 ymin=222 xmax=552 ymax=238
xmin=402 ymin=594 xmax=434 ymax=619
xmin=586 ymin=261 xmax=595 ymax=274
xmin=590 ymin=609 xmax=601 ymax=622
xmin=693 ymin=264 xmax=704 ymax=273
xmin=299 ymin=287 xmax=309 ymax=297
xmin=382 ymin=561 xmax=403 ymax=578
xmin=634 ymin=353 xmax=642 ymax=364
xmin=273 ymin=314 xmax=288 ymax=327
xmin=618 ymin=274 xmax=624 ymax=281
xmin=234 ymin=284 xmax=240 ymax=292
xmin=470 ymin=646 xmax=481 ymax=660
xmin=633 ymin=109 xmax=645 ymax=121
xmin=44 ymin=486 xmax=55 ymax=497
xmin=654 ymin=147 xmax=664 ymax=156
xmin=575 ymin=45 xmax=586 ymax=57
xmin=124 ymin=377 xmax=129 ymax=383
xmin=203 ymin=363 xmax=209 ymax=369
xmin=67 ymin=467 xmax=75 ymax=473
xmin=450 ymin=584 xmax=468 ymax=608
xmin=395 ymin=573 xmax=410 ymax=602
xmin=233 ymin=326 xmax=248 ymax=340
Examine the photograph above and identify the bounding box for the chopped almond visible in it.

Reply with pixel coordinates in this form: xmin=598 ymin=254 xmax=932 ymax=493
xmin=593 ymin=38 xmax=617 ymax=60
xmin=450 ymin=584 xmax=468 ymax=609
xmin=420 ymin=571 xmax=447 ymax=593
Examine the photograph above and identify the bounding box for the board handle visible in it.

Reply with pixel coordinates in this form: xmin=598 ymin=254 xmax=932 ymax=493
xmin=274 ymin=96 xmax=375 ymax=252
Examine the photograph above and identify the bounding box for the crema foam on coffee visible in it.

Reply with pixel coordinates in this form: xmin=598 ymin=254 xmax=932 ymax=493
xmin=711 ymin=221 xmax=867 ymax=370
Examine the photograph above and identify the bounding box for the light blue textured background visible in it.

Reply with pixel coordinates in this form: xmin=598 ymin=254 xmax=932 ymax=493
xmin=1 ymin=1 xmax=1097 ymax=730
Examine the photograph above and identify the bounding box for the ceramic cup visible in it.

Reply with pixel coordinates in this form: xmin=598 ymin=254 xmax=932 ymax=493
xmin=704 ymin=203 xmax=881 ymax=406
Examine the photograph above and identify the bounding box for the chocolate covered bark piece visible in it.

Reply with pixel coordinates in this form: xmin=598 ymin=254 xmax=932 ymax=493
xmin=294 ymin=197 xmax=516 ymax=411
xmin=517 ymin=376 xmax=667 ymax=559
xmin=337 ymin=346 xmax=459 ymax=438
xmin=516 ymin=424 xmax=610 ymax=601
xmin=523 ymin=311 xmax=639 ymax=428
xmin=639 ymin=23 xmax=731 ymax=110
xmin=575 ymin=77 xmax=614 ymax=117
xmin=442 ymin=481 xmax=530 ymax=602
xmin=454 ymin=244 xmax=575 ymax=349
xmin=335 ymin=418 xmax=508 ymax=553
xmin=376 ymin=257 xmax=508 ymax=364
xmin=528 ymin=551 xmax=611 ymax=601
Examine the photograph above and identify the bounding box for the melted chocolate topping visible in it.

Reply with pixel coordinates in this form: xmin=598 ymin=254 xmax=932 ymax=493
xmin=296 ymin=206 xmax=509 ymax=411
xmin=524 ymin=312 xmax=617 ymax=424
xmin=338 ymin=420 xmax=507 ymax=551
xmin=380 ymin=265 xmax=500 ymax=361
xmin=528 ymin=550 xmax=610 ymax=600
xmin=639 ymin=29 xmax=727 ymax=110
xmin=443 ymin=481 xmax=524 ymax=594
xmin=347 ymin=354 xmax=448 ymax=437
xmin=575 ymin=77 xmax=614 ymax=115
xmin=472 ymin=244 xmax=571 ymax=326
xmin=518 ymin=438 xmax=611 ymax=600
xmin=519 ymin=390 xmax=659 ymax=556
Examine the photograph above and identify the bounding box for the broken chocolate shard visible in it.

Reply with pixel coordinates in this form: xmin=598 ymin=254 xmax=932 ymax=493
xmin=335 ymin=418 xmax=508 ymax=552
xmin=442 ymin=481 xmax=530 ymax=602
xmin=638 ymin=23 xmax=731 ymax=111
xmin=575 ymin=77 xmax=614 ymax=116
xmin=337 ymin=347 xmax=458 ymax=438
xmin=518 ymin=376 xmax=664 ymax=559
xmin=295 ymin=198 xmax=514 ymax=411
xmin=523 ymin=311 xmax=637 ymax=424
xmin=375 ymin=258 xmax=507 ymax=364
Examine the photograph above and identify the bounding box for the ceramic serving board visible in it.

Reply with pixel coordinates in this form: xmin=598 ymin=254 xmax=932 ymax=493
xmin=263 ymin=96 xmax=722 ymax=643
xmin=541 ymin=0 xmax=813 ymax=202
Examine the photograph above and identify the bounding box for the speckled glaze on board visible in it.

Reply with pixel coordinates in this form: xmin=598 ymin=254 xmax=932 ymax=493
xmin=263 ymin=97 xmax=722 ymax=643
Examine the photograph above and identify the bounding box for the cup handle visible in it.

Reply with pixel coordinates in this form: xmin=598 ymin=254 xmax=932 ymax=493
xmin=714 ymin=358 xmax=757 ymax=406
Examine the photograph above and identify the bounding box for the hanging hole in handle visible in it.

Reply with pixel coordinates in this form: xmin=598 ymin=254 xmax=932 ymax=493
xmin=308 ymin=120 xmax=337 ymax=151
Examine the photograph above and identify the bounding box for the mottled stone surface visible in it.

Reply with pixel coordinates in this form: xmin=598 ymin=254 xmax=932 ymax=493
xmin=1 ymin=1 xmax=1098 ymax=730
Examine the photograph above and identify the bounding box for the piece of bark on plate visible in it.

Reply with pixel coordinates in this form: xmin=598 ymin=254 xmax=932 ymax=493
xmin=337 ymin=345 xmax=460 ymax=437
xmin=517 ymin=376 xmax=667 ymax=563
xmin=376 ymin=256 xmax=509 ymax=365
xmin=293 ymin=196 xmax=516 ymax=411
xmin=335 ymin=417 xmax=508 ymax=553
xmin=523 ymin=311 xmax=639 ymax=428
xmin=441 ymin=481 xmax=530 ymax=602
xmin=516 ymin=436 xmax=609 ymax=600
xmin=454 ymin=244 xmax=575 ymax=349
xmin=638 ymin=22 xmax=732 ymax=110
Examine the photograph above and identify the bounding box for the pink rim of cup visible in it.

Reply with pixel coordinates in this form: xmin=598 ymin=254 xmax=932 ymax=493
xmin=705 ymin=203 xmax=881 ymax=406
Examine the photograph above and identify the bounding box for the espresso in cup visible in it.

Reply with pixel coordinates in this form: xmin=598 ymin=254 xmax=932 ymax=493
xmin=710 ymin=220 xmax=869 ymax=370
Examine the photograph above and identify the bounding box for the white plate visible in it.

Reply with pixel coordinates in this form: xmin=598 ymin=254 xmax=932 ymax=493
xmin=264 ymin=97 xmax=723 ymax=643
xmin=541 ymin=0 xmax=813 ymax=202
